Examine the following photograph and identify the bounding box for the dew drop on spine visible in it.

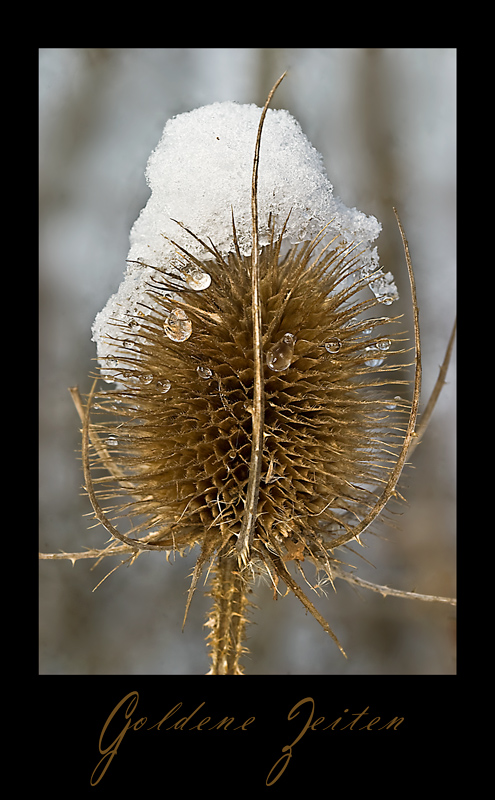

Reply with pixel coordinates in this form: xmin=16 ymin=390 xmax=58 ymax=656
xmin=266 ymin=333 xmax=295 ymax=372
xmin=164 ymin=308 xmax=192 ymax=342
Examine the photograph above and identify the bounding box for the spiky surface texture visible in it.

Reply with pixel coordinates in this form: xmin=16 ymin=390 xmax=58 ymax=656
xmin=88 ymin=223 xmax=410 ymax=593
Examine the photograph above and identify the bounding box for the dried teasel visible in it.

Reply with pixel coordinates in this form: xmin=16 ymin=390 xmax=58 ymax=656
xmin=42 ymin=74 xmax=456 ymax=674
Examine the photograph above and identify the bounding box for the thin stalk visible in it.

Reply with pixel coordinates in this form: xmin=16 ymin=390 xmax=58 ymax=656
xmin=407 ymin=317 xmax=456 ymax=459
xmin=328 ymin=207 xmax=422 ymax=550
xmin=206 ymin=553 xmax=250 ymax=675
xmin=334 ymin=570 xmax=456 ymax=605
xmin=236 ymin=71 xmax=286 ymax=566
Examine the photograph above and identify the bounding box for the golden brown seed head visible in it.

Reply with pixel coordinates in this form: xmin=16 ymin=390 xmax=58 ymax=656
xmin=88 ymin=220 xmax=410 ymax=584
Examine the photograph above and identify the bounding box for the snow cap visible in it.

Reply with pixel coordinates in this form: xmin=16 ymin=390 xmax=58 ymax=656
xmin=93 ymin=101 xmax=389 ymax=365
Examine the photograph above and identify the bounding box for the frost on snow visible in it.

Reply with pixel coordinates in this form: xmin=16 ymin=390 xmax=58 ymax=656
xmin=92 ymin=101 xmax=395 ymax=369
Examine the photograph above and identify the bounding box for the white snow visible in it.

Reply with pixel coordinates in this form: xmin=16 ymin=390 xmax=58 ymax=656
xmin=92 ymin=101 xmax=386 ymax=369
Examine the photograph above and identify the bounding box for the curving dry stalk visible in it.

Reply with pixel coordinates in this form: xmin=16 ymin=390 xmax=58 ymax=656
xmin=40 ymin=74 xmax=456 ymax=674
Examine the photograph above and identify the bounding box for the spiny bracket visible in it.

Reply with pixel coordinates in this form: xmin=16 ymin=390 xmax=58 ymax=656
xmin=236 ymin=71 xmax=287 ymax=567
xmin=327 ymin=206 xmax=423 ymax=551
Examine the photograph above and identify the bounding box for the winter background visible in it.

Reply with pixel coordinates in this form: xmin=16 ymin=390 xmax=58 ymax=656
xmin=39 ymin=48 xmax=456 ymax=675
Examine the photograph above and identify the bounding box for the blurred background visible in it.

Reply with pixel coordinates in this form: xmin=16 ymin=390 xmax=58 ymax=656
xmin=39 ymin=48 xmax=456 ymax=675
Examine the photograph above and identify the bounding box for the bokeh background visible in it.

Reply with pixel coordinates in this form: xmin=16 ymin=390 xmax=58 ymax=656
xmin=39 ymin=48 xmax=456 ymax=675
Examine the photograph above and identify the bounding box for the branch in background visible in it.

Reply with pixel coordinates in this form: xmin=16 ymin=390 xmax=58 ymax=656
xmin=334 ymin=569 xmax=456 ymax=606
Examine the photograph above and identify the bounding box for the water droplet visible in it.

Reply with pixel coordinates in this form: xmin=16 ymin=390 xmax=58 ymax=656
xmin=197 ymin=365 xmax=213 ymax=379
xmin=376 ymin=338 xmax=391 ymax=351
xmin=106 ymin=436 xmax=118 ymax=447
xmin=266 ymin=333 xmax=295 ymax=372
xmin=386 ymin=395 xmax=403 ymax=410
xmin=181 ymin=265 xmax=211 ymax=291
xmin=164 ymin=308 xmax=192 ymax=342
xmin=122 ymin=339 xmax=135 ymax=349
xmin=324 ymin=337 xmax=341 ymax=354
xmin=101 ymin=356 xmax=119 ymax=382
xmin=156 ymin=379 xmax=171 ymax=393
xmin=139 ymin=373 xmax=154 ymax=385
xmin=121 ymin=370 xmax=140 ymax=385
xmin=365 ymin=357 xmax=384 ymax=368
xmin=365 ymin=346 xmax=384 ymax=368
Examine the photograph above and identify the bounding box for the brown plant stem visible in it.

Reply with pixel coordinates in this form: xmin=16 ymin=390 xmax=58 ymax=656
xmin=236 ymin=72 xmax=286 ymax=566
xmin=74 ymin=381 xmax=171 ymax=553
xmin=68 ymin=385 xmax=126 ymax=483
xmin=334 ymin=570 xmax=456 ymax=605
xmin=328 ymin=206 xmax=422 ymax=551
xmin=206 ymin=552 xmax=250 ymax=675
xmin=407 ymin=316 xmax=456 ymax=459
xmin=262 ymin=547 xmax=347 ymax=658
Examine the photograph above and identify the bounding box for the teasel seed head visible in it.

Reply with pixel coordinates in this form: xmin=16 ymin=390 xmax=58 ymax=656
xmin=88 ymin=223 xmax=410 ymax=567
xmin=83 ymin=76 xmax=417 ymax=665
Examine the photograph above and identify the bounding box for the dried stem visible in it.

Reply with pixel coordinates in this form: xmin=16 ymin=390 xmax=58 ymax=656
xmin=77 ymin=381 xmax=172 ymax=553
xmin=69 ymin=385 xmax=126 ymax=482
xmin=236 ymin=72 xmax=286 ymax=566
xmin=264 ymin=548 xmax=348 ymax=657
xmin=205 ymin=553 xmax=251 ymax=675
xmin=407 ymin=316 xmax=456 ymax=459
xmin=328 ymin=207 xmax=422 ymax=550
xmin=334 ymin=570 xmax=456 ymax=605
